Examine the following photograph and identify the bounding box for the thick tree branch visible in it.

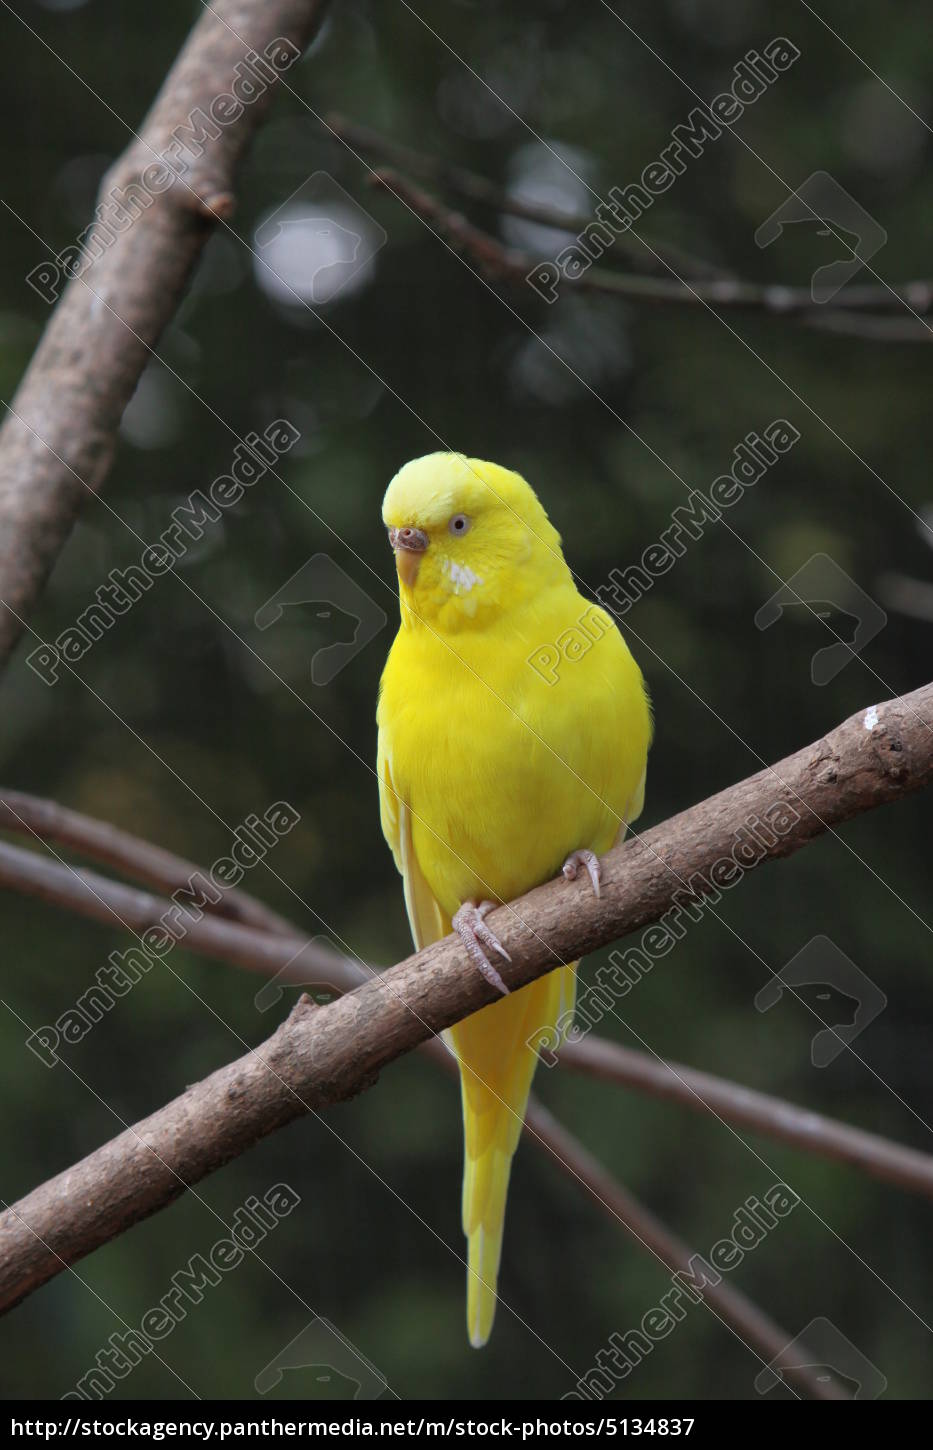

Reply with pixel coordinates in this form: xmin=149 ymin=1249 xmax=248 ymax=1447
xmin=1 ymin=683 xmax=931 ymax=1316
xmin=371 ymin=169 xmax=933 ymax=342
xmin=0 ymin=807 xmax=836 ymax=1390
xmin=0 ymin=0 xmax=331 ymax=676
xmin=5 ymin=674 xmax=933 ymax=1196
xmin=8 ymin=813 xmax=929 ymax=1203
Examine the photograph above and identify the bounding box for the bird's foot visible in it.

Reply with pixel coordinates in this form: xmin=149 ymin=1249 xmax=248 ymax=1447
xmin=453 ymin=901 xmax=511 ymax=996
xmin=562 ymin=848 xmax=601 ymax=899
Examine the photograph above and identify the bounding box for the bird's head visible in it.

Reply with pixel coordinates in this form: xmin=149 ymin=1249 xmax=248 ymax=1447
xmin=382 ymin=452 xmax=569 ymax=629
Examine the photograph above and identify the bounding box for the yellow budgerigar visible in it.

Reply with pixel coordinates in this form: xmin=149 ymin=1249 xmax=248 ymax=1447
xmin=377 ymin=453 xmax=651 ymax=1346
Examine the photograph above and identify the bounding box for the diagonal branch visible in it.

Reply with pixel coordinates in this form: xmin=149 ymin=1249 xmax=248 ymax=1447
xmin=0 ymin=0 xmax=331 ymax=676
xmin=1 ymin=682 xmax=930 ymax=1318
xmin=0 ymin=12 xmax=877 ymax=1400
xmin=4 ymin=743 xmax=933 ymax=1198
xmin=0 ymin=812 xmax=844 ymax=1392
xmin=426 ymin=1035 xmax=844 ymax=1400
xmin=324 ymin=112 xmax=730 ymax=282
xmin=525 ymin=1102 xmax=846 ymax=1400
xmin=330 ymin=116 xmax=933 ymax=340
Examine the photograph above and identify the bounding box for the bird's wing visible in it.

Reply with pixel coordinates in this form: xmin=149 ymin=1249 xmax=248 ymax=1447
xmin=378 ymin=738 xmax=447 ymax=950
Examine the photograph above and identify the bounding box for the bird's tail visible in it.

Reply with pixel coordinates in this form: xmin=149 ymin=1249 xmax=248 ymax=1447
xmin=448 ymin=962 xmax=577 ymax=1347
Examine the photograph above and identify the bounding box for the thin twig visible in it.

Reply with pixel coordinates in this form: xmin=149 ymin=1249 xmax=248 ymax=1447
xmin=0 ymin=788 xmax=296 ymax=936
xmin=325 ymin=111 xmax=730 ymax=281
xmin=559 ymin=1038 xmax=933 ymax=1202
xmin=424 ymin=1032 xmax=843 ymax=1401
xmin=0 ymin=839 xmax=333 ymax=986
xmin=0 ymin=824 xmax=842 ymax=1384
xmin=371 ymin=169 xmax=933 ymax=341
xmin=526 ymin=1101 xmax=846 ymax=1400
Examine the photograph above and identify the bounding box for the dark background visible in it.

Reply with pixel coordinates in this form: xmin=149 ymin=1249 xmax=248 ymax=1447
xmin=1 ymin=0 xmax=931 ymax=1401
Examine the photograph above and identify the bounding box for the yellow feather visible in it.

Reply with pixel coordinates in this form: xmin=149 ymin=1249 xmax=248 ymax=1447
xmin=451 ymin=965 xmax=576 ymax=1346
xmin=377 ymin=453 xmax=651 ymax=1345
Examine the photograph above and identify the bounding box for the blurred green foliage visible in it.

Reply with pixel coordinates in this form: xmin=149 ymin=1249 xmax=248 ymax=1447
xmin=1 ymin=0 xmax=932 ymax=1403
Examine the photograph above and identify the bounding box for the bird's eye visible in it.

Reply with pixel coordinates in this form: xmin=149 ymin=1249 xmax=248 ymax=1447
xmin=448 ymin=513 xmax=471 ymax=536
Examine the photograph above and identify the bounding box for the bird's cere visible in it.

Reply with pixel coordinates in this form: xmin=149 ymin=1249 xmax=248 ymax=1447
xmin=388 ymin=523 xmax=429 ymax=589
xmin=388 ymin=525 xmax=429 ymax=553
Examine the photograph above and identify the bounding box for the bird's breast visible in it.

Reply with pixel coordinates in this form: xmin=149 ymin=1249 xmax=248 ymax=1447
xmin=380 ymin=607 xmax=649 ymax=918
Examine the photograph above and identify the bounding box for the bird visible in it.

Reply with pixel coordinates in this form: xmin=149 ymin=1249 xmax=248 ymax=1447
xmin=376 ymin=452 xmax=652 ymax=1346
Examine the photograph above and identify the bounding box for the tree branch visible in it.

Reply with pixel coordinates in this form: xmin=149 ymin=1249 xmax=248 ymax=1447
xmin=0 ymin=808 xmax=845 ymax=1392
xmin=0 ymin=839 xmax=330 ymax=985
xmin=411 ymin=1036 xmax=839 ymax=1397
xmin=525 ymin=1102 xmax=846 ymax=1400
xmin=8 ymin=816 xmax=930 ymax=1203
xmin=558 ymin=1038 xmax=933 ymax=1202
xmin=1 ymin=682 xmax=931 ymax=1316
xmin=6 ymin=696 xmax=933 ymax=1196
xmin=0 ymin=788 xmax=297 ymax=936
xmin=0 ymin=0 xmax=331 ymax=676
xmin=325 ymin=112 xmax=730 ymax=282
xmin=370 ymin=169 xmax=933 ymax=341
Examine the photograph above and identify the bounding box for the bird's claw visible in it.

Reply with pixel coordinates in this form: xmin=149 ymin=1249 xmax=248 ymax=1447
xmin=562 ymin=848 xmax=601 ymax=899
xmin=453 ymin=901 xmax=511 ymax=996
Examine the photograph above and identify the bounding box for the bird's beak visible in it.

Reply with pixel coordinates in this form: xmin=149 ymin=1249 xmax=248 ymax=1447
xmin=388 ymin=525 xmax=429 ymax=587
